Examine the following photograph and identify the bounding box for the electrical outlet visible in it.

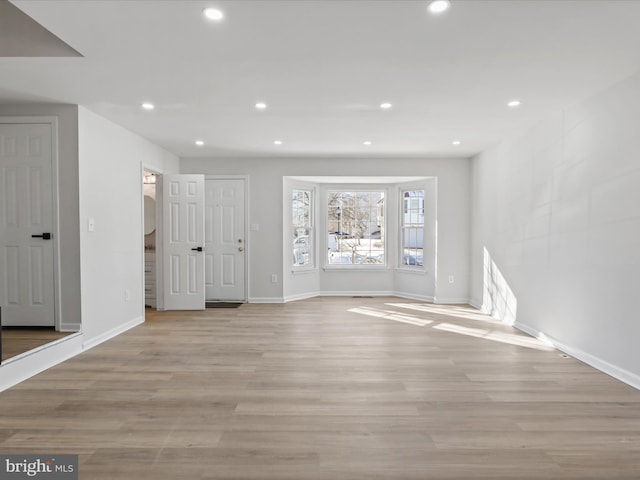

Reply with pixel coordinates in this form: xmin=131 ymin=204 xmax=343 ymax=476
xmin=448 ymin=275 xmax=454 ymax=284
xmin=124 ymin=289 xmax=131 ymax=301
xmin=271 ymin=274 xmax=277 ymax=283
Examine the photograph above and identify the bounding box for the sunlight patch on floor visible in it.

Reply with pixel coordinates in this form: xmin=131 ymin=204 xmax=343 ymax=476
xmin=385 ymin=302 xmax=503 ymax=324
xmin=348 ymin=307 xmax=433 ymax=326
xmin=433 ymin=322 xmax=554 ymax=351
xmin=349 ymin=304 xmax=554 ymax=351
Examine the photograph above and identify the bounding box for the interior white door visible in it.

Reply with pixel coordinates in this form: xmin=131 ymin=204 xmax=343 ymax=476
xmin=162 ymin=174 xmax=205 ymax=310
xmin=205 ymin=178 xmax=246 ymax=301
xmin=0 ymin=123 xmax=55 ymax=326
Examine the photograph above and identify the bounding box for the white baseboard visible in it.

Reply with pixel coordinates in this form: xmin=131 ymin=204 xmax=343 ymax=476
xmin=0 ymin=333 xmax=84 ymax=392
xmin=319 ymin=291 xmax=395 ymax=297
xmin=514 ymin=321 xmax=640 ymax=391
xmin=82 ymin=316 xmax=144 ymax=351
xmin=283 ymin=292 xmax=320 ymax=303
xmin=248 ymin=297 xmax=285 ymax=303
xmin=433 ymin=297 xmax=471 ymax=305
xmin=284 ymin=291 xmax=435 ymax=303
xmin=392 ymin=291 xmax=435 ymax=303
xmin=59 ymin=322 xmax=81 ymax=332
xmin=512 ymin=321 xmax=539 ymax=339
xmin=468 ymin=298 xmax=483 ymax=310
xmin=282 ymin=291 xmax=455 ymax=304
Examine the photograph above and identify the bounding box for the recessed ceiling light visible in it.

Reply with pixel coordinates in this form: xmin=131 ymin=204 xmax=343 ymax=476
xmin=274 ymin=140 xmax=283 ymax=145
xmin=195 ymin=140 xmax=204 ymax=146
xmin=203 ymin=7 xmax=224 ymax=21
xmin=141 ymin=102 xmax=155 ymax=110
xmin=255 ymin=102 xmax=267 ymax=110
xmin=452 ymin=140 xmax=461 ymax=145
xmin=380 ymin=102 xmax=392 ymax=109
xmin=428 ymin=0 xmax=450 ymax=14
xmin=508 ymin=100 xmax=521 ymax=108
xmin=363 ymin=141 xmax=372 ymax=146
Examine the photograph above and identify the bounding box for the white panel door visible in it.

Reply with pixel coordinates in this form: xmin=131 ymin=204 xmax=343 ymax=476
xmin=0 ymin=123 xmax=55 ymax=326
xmin=205 ymin=178 xmax=246 ymax=301
xmin=162 ymin=174 xmax=205 ymax=310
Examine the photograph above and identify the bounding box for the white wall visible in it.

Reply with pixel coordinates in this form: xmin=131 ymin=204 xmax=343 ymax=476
xmin=471 ymin=71 xmax=640 ymax=388
xmin=181 ymin=157 xmax=471 ymax=303
xmin=78 ymin=106 xmax=179 ymax=345
xmin=0 ymin=103 xmax=81 ymax=330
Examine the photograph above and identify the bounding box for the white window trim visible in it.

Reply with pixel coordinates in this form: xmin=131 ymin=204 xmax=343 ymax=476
xmin=324 ymin=187 xmax=387 ymax=268
xmin=291 ymin=267 xmax=317 ymax=274
xmin=291 ymin=186 xmax=316 ymax=271
xmin=323 ymin=264 xmax=390 ymax=271
xmin=398 ymin=185 xmax=426 ymax=272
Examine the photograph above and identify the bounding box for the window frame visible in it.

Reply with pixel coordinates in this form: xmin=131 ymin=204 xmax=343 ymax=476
xmin=291 ymin=187 xmax=315 ymax=270
xmin=325 ymin=188 xmax=387 ymax=269
xmin=399 ymin=187 xmax=426 ymax=270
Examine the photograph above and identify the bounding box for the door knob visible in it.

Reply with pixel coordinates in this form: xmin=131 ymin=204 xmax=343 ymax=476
xmin=238 ymin=247 xmax=244 ymax=252
xmin=32 ymin=233 xmax=52 ymax=240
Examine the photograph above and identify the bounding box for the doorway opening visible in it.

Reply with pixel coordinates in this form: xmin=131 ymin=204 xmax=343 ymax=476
xmin=143 ymin=171 xmax=158 ymax=310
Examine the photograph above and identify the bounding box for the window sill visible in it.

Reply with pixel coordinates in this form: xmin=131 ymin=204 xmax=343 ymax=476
xmin=323 ymin=265 xmax=390 ymax=272
xmin=291 ymin=267 xmax=317 ymax=275
xmin=395 ymin=267 xmax=428 ymax=275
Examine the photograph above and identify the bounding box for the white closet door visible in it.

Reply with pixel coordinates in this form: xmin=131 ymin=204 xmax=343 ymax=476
xmin=0 ymin=123 xmax=55 ymax=326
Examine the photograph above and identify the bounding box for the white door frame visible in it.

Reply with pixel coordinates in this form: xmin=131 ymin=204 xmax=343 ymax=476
xmin=205 ymin=175 xmax=249 ymax=302
xmin=0 ymin=116 xmax=61 ymax=330
xmin=140 ymin=164 xmax=163 ymax=311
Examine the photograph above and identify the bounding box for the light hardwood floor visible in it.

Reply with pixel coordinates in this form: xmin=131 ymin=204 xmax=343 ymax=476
xmin=1 ymin=297 xmax=639 ymax=479
xmin=1 ymin=328 xmax=73 ymax=362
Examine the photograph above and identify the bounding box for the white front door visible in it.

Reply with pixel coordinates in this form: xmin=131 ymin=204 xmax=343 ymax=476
xmin=205 ymin=178 xmax=246 ymax=301
xmin=0 ymin=123 xmax=55 ymax=326
xmin=162 ymin=174 xmax=205 ymax=310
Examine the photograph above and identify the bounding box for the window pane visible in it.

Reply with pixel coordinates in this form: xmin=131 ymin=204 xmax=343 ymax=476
xmin=293 ymin=226 xmax=312 ymax=266
xmin=293 ymin=189 xmax=313 ymax=267
xmin=327 ymin=191 xmax=384 ymax=265
xmin=401 ymin=189 xmax=424 ymax=267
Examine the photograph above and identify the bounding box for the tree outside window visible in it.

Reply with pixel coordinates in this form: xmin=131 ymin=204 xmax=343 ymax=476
xmin=327 ymin=191 xmax=384 ymax=265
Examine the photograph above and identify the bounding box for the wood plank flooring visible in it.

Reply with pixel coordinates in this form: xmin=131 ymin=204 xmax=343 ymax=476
xmin=1 ymin=328 xmax=73 ymax=362
xmin=1 ymin=297 xmax=639 ymax=479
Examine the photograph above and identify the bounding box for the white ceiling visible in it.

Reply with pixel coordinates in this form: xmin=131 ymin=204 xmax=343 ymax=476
xmin=2 ymin=0 xmax=640 ymax=159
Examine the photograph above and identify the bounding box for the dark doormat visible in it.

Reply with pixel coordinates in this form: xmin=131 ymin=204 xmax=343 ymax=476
xmin=206 ymin=302 xmax=242 ymax=308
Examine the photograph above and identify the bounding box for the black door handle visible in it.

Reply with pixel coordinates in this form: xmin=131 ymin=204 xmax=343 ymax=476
xmin=32 ymin=233 xmax=52 ymax=240
xmin=191 ymin=246 xmax=203 ymax=252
